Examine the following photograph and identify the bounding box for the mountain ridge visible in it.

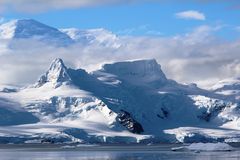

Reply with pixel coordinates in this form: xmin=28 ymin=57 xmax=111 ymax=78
xmin=0 ymin=19 xmax=240 ymax=144
xmin=0 ymin=58 xmax=239 ymax=144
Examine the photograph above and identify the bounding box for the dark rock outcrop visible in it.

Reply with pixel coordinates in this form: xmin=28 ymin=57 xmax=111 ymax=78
xmin=117 ymin=110 xmax=144 ymax=134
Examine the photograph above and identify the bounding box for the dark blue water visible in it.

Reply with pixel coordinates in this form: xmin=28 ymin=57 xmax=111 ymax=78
xmin=0 ymin=144 xmax=240 ymax=160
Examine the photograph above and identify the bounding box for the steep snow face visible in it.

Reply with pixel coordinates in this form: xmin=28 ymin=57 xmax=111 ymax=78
xmin=36 ymin=58 xmax=72 ymax=88
xmin=61 ymin=28 xmax=121 ymax=48
xmin=0 ymin=19 xmax=73 ymax=45
xmin=190 ymin=95 xmax=238 ymax=124
xmin=25 ymin=96 xmax=117 ymax=125
xmin=211 ymin=77 xmax=240 ymax=101
xmin=100 ymin=59 xmax=168 ymax=86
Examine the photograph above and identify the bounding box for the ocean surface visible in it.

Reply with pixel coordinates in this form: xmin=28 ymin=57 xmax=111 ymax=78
xmin=0 ymin=144 xmax=240 ymax=160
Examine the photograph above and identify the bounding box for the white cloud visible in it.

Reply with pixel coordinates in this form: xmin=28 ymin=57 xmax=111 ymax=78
xmin=221 ymin=60 xmax=240 ymax=77
xmin=175 ymin=10 xmax=206 ymax=20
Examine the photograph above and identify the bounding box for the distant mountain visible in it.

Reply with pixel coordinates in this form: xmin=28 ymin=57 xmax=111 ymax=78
xmin=0 ymin=19 xmax=74 ymax=46
xmin=0 ymin=58 xmax=240 ymax=144
xmin=0 ymin=19 xmax=121 ymax=48
xmin=61 ymin=28 xmax=121 ymax=48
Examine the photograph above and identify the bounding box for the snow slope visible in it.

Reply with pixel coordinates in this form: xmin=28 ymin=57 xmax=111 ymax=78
xmin=0 ymin=58 xmax=240 ymax=144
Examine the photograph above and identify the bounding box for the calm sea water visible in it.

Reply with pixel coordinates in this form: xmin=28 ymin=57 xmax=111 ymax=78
xmin=0 ymin=144 xmax=240 ymax=160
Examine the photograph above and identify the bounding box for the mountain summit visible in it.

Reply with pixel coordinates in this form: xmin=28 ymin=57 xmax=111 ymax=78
xmin=102 ymin=59 xmax=168 ymax=85
xmin=36 ymin=58 xmax=71 ymax=88
xmin=0 ymin=19 xmax=73 ymax=45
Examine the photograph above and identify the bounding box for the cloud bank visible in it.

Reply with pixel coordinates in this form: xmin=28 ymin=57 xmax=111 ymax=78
xmin=0 ymin=24 xmax=240 ymax=89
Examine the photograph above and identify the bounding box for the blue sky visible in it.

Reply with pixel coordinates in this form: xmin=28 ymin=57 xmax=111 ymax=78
xmin=1 ymin=1 xmax=240 ymax=39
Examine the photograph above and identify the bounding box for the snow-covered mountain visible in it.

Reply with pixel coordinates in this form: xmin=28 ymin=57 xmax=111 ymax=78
xmin=0 ymin=19 xmax=120 ymax=48
xmin=61 ymin=28 xmax=121 ymax=48
xmin=1 ymin=58 xmax=240 ymax=144
xmin=0 ymin=19 xmax=74 ymax=46
xmin=211 ymin=77 xmax=240 ymax=101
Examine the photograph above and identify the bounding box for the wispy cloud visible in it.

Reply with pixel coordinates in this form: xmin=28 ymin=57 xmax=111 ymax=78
xmin=175 ymin=10 xmax=206 ymax=21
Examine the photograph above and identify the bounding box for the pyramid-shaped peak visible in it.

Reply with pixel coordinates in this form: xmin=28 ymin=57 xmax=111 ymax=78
xmin=35 ymin=58 xmax=71 ymax=88
xmin=49 ymin=58 xmax=66 ymax=70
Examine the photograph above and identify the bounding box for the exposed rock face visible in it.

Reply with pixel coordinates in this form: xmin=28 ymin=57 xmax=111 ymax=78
xmin=117 ymin=110 xmax=144 ymax=134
